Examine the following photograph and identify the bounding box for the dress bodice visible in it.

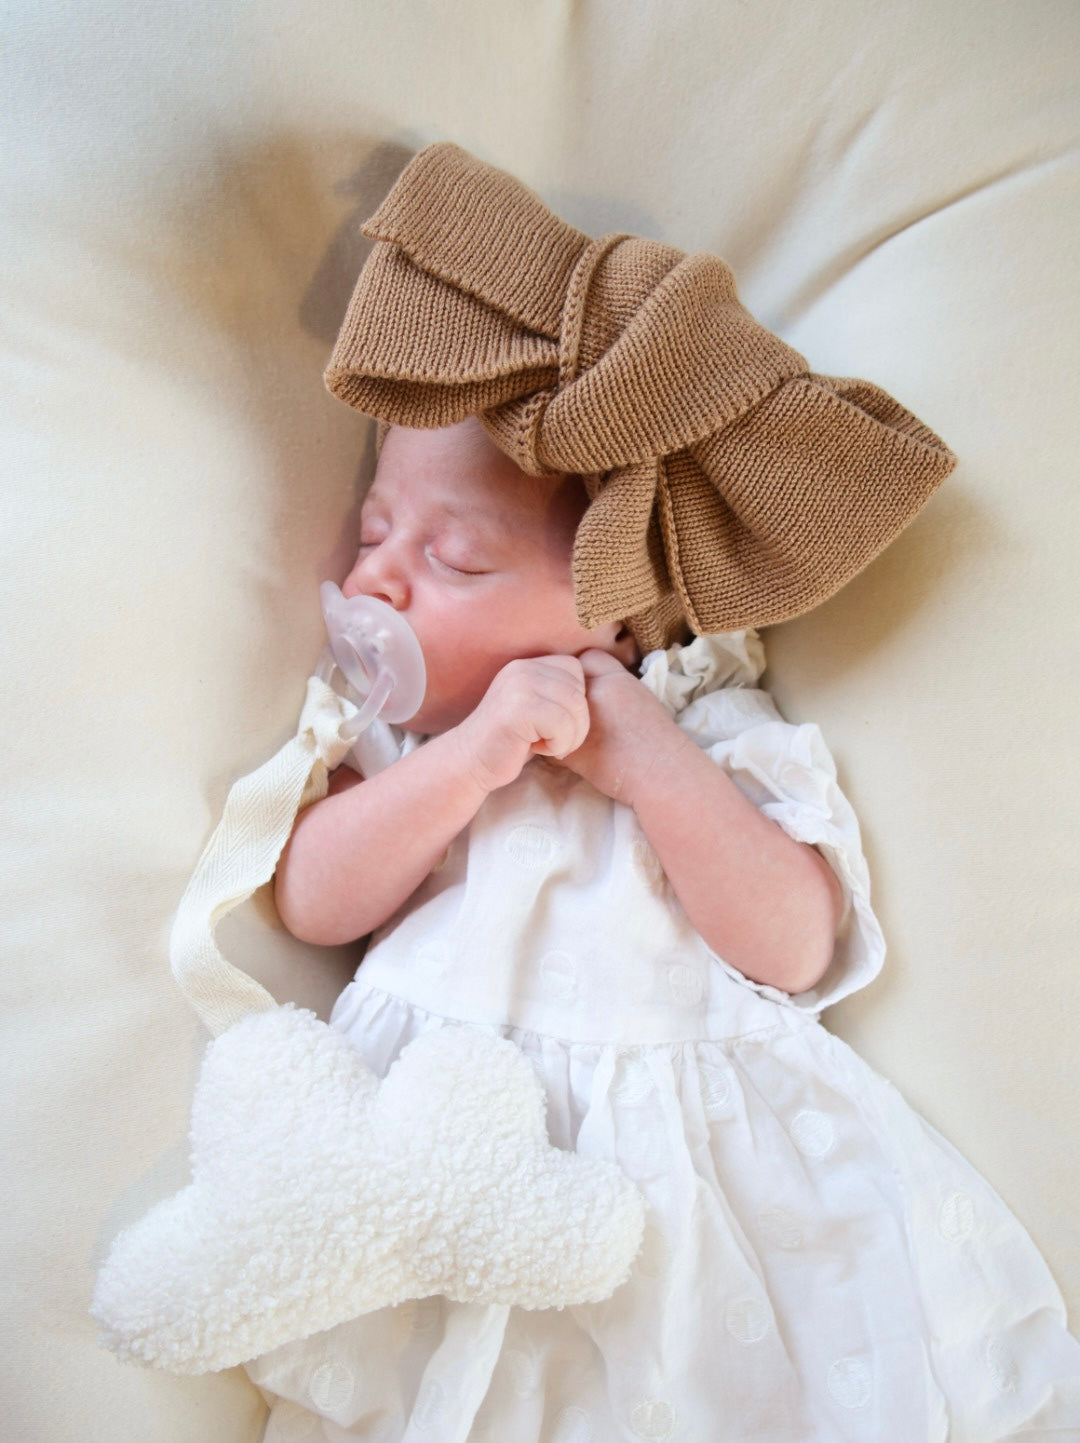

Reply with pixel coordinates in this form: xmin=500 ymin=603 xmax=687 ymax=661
xmin=355 ymin=633 xmax=885 ymax=1042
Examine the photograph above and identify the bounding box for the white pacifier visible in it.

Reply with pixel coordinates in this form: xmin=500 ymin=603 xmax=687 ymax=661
xmin=316 ymin=581 xmax=426 ymax=739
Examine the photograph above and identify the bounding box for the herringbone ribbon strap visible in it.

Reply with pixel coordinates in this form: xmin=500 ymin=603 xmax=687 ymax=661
xmin=168 ymin=676 xmax=359 ymax=1036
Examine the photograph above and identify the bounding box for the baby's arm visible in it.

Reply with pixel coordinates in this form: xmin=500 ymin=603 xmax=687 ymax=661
xmin=557 ymin=651 xmax=844 ymax=996
xmin=275 ymin=656 xmax=589 ymax=946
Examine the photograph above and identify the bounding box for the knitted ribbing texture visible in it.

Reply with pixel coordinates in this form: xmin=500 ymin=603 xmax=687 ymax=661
xmin=326 ymin=143 xmax=957 ymax=651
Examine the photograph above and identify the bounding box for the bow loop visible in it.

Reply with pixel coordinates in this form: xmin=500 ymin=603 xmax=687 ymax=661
xmin=325 ymin=241 xmax=560 ymax=429
xmin=358 ymin=141 xmax=586 ymax=338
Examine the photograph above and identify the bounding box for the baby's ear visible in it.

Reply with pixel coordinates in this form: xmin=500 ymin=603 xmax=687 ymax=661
xmin=589 ymin=621 xmax=642 ymax=670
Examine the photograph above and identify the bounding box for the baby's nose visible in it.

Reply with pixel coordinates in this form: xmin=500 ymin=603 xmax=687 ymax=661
xmin=342 ymin=547 xmax=409 ymax=610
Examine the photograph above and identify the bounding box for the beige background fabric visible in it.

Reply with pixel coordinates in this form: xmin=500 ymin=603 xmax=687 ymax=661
xmin=3 ymin=2 xmax=1077 ymax=1439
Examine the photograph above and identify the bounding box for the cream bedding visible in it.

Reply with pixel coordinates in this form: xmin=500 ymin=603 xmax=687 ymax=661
xmin=3 ymin=2 xmax=1077 ymax=1439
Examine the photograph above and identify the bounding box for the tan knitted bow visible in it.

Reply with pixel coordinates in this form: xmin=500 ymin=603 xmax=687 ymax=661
xmin=325 ymin=142 xmax=957 ymax=651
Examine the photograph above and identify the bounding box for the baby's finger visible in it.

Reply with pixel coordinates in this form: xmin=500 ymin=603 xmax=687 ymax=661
xmin=577 ymin=648 xmax=627 ymax=679
xmin=531 ymin=653 xmax=587 ymax=690
xmin=530 ymin=690 xmax=591 ymax=759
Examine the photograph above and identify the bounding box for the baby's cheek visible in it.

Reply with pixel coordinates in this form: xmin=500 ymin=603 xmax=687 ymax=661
xmin=417 ymin=667 xmax=490 ymax=734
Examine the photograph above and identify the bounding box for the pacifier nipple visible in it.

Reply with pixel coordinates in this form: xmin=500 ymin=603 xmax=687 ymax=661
xmin=317 ymin=581 xmax=426 ymax=738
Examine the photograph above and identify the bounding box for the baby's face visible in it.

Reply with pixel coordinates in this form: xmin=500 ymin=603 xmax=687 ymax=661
xmin=341 ymin=418 xmax=634 ymax=734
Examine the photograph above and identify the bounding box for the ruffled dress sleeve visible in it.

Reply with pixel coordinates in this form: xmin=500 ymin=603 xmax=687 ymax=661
xmin=638 ymin=633 xmax=886 ymax=1015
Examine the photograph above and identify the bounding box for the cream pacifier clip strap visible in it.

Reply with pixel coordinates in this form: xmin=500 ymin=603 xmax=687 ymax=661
xmin=168 ymin=676 xmax=360 ymax=1037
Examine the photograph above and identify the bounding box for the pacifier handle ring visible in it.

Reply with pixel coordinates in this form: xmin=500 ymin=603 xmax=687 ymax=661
xmin=340 ymin=664 xmax=394 ymax=740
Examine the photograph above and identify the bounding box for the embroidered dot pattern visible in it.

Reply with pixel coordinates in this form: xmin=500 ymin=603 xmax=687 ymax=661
xmin=392 ymin=1294 xmax=441 ymax=1345
xmin=756 ymin=1206 xmax=804 ymax=1250
xmin=308 ymin=1361 xmax=356 ymax=1415
xmin=552 ymin=1405 xmax=593 ymax=1443
xmin=938 ymin=1190 xmax=976 ymax=1244
xmin=412 ymin=1379 xmax=446 ymax=1430
xmin=985 ymin=1338 xmax=1020 ymax=1393
xmin=613 ymin=1056 xmax=653 ymax=1105
xmin=699 ymin=1064 xmax=733 ymax=1117
xmin=790 ymin=1108 xmax=835 ymax=1159
xmin=539 ymin=950 xmax=578 ymax=1000
xmin=629 ymin=1399 xmax=677 ymax=1439
xmin=666 ymin=962 xmax=705 ymax=1006
xmin=504 ymin=823 xmax=559 ymax=867
xmin=778 ymin=758 xmax=813 ymax=794
xmin=725 ymin=1295 xmax=772 ymax=1345
xmin=827 ymin=1355 xmax=873 ymax=1410
xmin=411 ymin=939 xmax=451 ymax=978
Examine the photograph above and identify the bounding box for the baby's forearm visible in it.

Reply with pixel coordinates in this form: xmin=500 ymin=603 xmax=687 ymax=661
xmin=277 ymin=654 xmax=591 ymax=946
xmin=274 ymin=730 xmax=489 ymax=946
xmin=629 ymin=732 xmax=844 ymax=995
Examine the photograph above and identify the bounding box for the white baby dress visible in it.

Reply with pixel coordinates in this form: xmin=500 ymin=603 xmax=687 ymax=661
xmin=244 ymin=634 xmax=1080 ymax=1442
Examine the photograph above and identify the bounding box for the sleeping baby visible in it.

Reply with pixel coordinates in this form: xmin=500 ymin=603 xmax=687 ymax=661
xmin=250 ymin=412 xmax=1080 ymax=1441
xmin=97 ymin=141 xmax=1080 ymax=1440
xmin=274 ymin=414 xmax=844 ymax=1000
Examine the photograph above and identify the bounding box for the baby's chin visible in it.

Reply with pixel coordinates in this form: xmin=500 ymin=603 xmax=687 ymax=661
xmin=398 ymin=672 xmax=500 ymax=737
xmin=398 ymin=696 xmax=471 ymax=738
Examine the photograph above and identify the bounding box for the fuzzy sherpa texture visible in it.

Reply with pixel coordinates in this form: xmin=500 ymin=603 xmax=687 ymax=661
xmin=91 ymin=1007 xmax=646 ymax=1374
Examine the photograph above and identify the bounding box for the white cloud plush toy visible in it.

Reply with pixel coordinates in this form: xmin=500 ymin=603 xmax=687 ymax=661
xmin=91 ymin=1004 xmax=646 ymax=1374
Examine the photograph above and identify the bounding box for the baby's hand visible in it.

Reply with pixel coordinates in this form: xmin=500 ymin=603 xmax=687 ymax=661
xmin=452 ymin=655 xmax=590 ymax=794
xmin=553 ymin=649 xmax=681 ymax=804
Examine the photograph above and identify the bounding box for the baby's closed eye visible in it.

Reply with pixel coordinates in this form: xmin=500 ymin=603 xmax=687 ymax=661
xmin=429 ymin=552 xmax=492 ymax=577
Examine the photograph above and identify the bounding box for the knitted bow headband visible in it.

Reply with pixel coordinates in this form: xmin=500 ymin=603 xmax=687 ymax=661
xmin=325 ymin=142 xmax=957 ymax=652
